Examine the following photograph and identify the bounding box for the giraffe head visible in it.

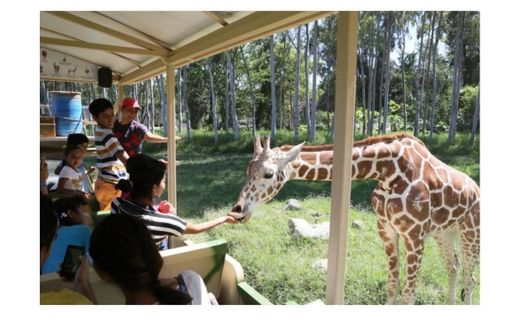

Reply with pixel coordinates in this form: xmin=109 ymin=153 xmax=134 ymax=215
xmin=229 ymin=135 xmax=304 ymax=222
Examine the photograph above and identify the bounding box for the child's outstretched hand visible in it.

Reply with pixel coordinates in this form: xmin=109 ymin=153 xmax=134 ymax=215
xmin=222 ymin=215 xmax=239 ymax=225
xmin=87 ymin=166 xmax=96 ymax=175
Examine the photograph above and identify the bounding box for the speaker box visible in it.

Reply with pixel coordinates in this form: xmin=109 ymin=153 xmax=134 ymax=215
xmin=98 ymin=67 xmax=112 ymax=88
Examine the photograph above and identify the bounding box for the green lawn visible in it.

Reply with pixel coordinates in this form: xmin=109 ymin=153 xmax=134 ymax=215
xmin=142 ymin=130 xmax=480 ymax=305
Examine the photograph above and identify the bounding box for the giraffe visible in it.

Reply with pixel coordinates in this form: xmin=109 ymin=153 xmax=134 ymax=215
xmin=228 ymin=133 xmax=480 ymax=304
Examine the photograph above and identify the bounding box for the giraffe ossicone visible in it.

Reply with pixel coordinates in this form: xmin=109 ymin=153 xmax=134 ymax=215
xmin=229 ymin=132 xmax=480 ymax=305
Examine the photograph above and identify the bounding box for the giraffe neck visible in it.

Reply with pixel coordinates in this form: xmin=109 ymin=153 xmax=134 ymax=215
xmin=284 ymin=136 xmax=423 ymax=184
xmin=288 ymin=150 xmax=334 ymax=181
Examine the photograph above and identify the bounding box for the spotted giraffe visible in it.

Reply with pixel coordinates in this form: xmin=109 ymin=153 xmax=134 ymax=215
xmin=229 ymin=133 xmax=480 ymax=304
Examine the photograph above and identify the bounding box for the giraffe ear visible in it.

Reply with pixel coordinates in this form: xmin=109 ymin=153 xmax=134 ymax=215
xmin=277 ymin=142 xmax=304 ymax=167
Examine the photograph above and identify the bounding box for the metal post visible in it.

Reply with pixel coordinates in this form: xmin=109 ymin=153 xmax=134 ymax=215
xmin=325 ymin=11 xmax=358 ymax=305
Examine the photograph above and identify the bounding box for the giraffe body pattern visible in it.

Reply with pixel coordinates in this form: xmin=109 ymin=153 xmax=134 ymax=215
xmin=230 ymin=133 xmax=479 ymax=304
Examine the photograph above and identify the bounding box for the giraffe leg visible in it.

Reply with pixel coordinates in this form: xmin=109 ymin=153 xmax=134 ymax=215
xmin=401 ymin=236 xmax=425 ymax=305
xmin=460 ymin=209 xmax=480 ymax=304
xmin=433 ymin=226 xmax=460 ymax=304
xmin=377 ymin=219 xmax=400 ymax=305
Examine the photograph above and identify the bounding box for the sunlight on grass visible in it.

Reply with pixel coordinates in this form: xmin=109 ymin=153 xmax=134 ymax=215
xmin=141 ymin=131 xmax=480 ymax=304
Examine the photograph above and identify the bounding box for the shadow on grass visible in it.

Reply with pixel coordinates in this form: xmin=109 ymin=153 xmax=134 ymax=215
xmin=174 ymin=152 xmax=378 ymax=219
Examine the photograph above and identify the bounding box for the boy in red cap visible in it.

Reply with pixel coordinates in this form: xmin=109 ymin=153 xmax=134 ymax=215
xmin=113 ymin=97 xmax=169 ymax=157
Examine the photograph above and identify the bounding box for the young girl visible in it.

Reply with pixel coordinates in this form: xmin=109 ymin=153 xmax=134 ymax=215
xmin=56 ymin=144 xmax=90 ymax=202
xmin=113 ymin=154 xmax=237 ymax=250
xmin=41 ymin=196 xmax=92 ymax=275
xmin=89 ymin=213 xmax=212 ymax=304
xmin=54 ymin=133 xmax=95 ymax=193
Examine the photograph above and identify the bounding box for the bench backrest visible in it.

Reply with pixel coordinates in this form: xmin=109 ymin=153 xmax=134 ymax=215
xmin=40 ymin=239 xmax=228 ymax=304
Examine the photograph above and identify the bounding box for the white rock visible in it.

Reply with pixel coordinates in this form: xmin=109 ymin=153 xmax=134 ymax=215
xmin=288 ymin=218 xmax=330 ymax=239
xmin=284 ymin=199 xmax=302 ymax=210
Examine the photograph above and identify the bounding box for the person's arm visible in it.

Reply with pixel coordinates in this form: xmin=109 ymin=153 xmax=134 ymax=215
xmin=56 ymin=177 xmax=90 ymax=201
xmin=115 ymin=149 xmax=129 ymax=165
xmin=72 ymin=256 xmax=97 ymax=304
xmin=40 ymin=158 xmax=49 ymax=195
xmin=54 ymin=160 xmax=64 ymax=175
xmin=144 ymin=131 xmax=168 ymax=143
xmin=184 ymin=216 xmax=238 ymax=234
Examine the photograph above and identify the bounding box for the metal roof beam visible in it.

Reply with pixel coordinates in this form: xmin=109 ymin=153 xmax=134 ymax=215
xmin=120 ymin=11 xmax=332 ymax=85
xmin=204 ymin=11 xmax=229 ymax=26
xmin=48 ymin=11 xmax=170 ymax=57
xmin=40 ymin=37 xmax=158 ymax=56
xmin=168 ymin=11 xmax=331 ymax=67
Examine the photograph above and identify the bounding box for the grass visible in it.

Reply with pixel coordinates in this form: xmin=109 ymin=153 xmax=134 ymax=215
xmin=141 ymin=129 xmax=480 ymax=304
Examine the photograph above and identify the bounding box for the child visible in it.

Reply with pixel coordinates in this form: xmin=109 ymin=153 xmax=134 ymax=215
xmin=41 ymin=196 xmax=92 ymax=275
xmin=54 ymin=133 xmax=95 ymax=192
xmin=88 ymin=98 xmax=129 ymax=211
xmin=56 ymin=144 xmax=90 ymax=202
xmin=40 ymin=194 xmax=95 ymax=304
xmin=90 ymin=213 xmax=213 ymax=304
xmin=113 ymin=154 xmax=237 ymax=250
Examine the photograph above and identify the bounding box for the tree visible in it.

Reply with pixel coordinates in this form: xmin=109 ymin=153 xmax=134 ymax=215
xmin=182 ymin=67 xmax=192 ymax=142
xmin=293 ymin=26 xmax=301 ymax=143
xmin=310 ymin=21 xmax=318 ymax=141
xmin=304 ymin=24 xmax=311 ymax=131
xmin=469 ymin=86 xmax=479 ymax=146
xmin=227 ymin=50 xmax=239 ymax=141
xmin=239 ymin=46 xmax=258 ymax=135
xmin=429 ymin=12 xmax=443 ymax=143
xmin=269 ymin=34 xmax=277 ymax=139
xmin=207 ymin=58 xmax=218 ymax=143
xmin=413 ymin=12 xmax=427 ymax=136
xmin=448 ymin=12 xmax=466 ymax=144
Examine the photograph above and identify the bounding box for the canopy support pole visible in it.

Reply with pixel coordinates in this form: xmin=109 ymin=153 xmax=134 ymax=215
xmin=325 ymin=11 xmax=358 ymax=305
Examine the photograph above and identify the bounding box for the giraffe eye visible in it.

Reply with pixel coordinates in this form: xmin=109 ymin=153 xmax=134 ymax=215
xmin=263 ymin=171 xmax=274 ymax=179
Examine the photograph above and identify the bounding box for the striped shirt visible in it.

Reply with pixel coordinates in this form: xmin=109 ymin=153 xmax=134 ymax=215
xmin=95 ymin=126 xmax=128 ymax=184
xmin=111 ymin=197 xmax=187 ymax=248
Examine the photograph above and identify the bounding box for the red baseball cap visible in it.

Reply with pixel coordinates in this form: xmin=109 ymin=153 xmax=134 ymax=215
xmin=121 ymin=97 xmax=141 ymax=109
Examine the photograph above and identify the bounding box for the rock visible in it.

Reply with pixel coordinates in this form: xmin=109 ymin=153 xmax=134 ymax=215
xmin=312 ymin=259 xmax=328 ymax=272
xmin=288 ymin=218 xmax=330 ymax=239
xmin=284 ymin=199 xmax=302 ymax=210
xmin=352 ymin=220 xmax=364 ymax=229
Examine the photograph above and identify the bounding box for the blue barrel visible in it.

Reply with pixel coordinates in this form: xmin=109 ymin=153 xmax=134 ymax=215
xmin=50 ymin=91 xmax=83 ymax=136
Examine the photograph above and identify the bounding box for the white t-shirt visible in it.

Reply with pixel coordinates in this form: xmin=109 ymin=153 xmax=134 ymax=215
xmin=58 ymin=165 xmax=84 ymax=191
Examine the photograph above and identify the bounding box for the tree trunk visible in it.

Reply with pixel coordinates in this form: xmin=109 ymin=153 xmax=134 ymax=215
xmin=227 ymin=51 xmax=239 ymax=141
xmin=279 ymin=32 xmax=288 ymax=130
xmin=358 ymin=50 xmax=367 ymax=136
xmin=293 ymin=26 xmax=301 ymax=143
xmin=310 ymin=21 xmax=318 ymax=141
xmin=150 ymin=77 xmax=155 ymax=132
xmin=207 ymin=58 xmax=218 ymax=143
xmin=176 ymin=69 xmax=182 ymax=132
xmin=470 ymin=87 xmax=480 ymax=146
xmin=422 ymin=12 xmax=436 ymax=135
xmin=399 ymin=15 xmax=407 ymax=132
xmin=448 ymin=12 xmax=466 ymax=144
xmin=144 ymin=79 xmax=151 ymax=129
xmin=414 ymin=13 xmax=427 ymax=136
xmin=157 ymin=75 xmax=167 ymax=135
xmin=239 ymin=47 xmax=257 ymax=136
xmin=429 ymin=12 xmax=443 ymax=144
xmin=270 ymin=34 xmax=277 ymax=140
xmin=182 ymin=67 xmax=191 ymax=142
xmin=304 ymin=24 xmax=311 ymax=132
xmin=381 ymin=13 xmax=393 ymax=134
xmin=224 ymin=53 xmax=230 ymax=133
